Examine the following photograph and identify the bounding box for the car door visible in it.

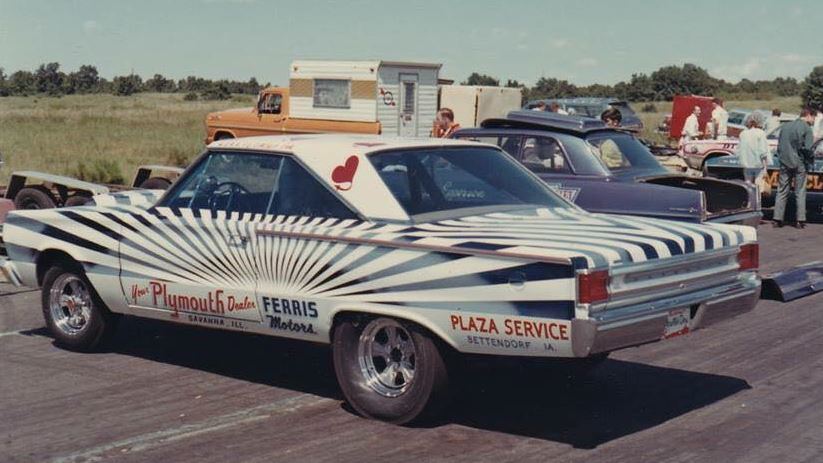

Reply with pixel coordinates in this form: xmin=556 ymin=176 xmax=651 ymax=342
xmin=398 ymin=74 xmax=419 ymax=137
xmin=253 ymin=156 xmax=359 ymax=341
xmin=119 ymin=151 xmax=282 ymax=329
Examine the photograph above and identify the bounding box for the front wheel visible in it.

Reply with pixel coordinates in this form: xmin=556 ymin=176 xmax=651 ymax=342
xmin=332 ymin=316 xmax=449 ymax=424
xmin=41 ymin=265 xmax=118 ymax=351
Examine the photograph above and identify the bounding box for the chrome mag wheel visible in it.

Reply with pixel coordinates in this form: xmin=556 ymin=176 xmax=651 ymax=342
xmin=48 ymin=274 xmax=93 ymax=336
xmin=357 ymin=318 xmax=417 ymax=398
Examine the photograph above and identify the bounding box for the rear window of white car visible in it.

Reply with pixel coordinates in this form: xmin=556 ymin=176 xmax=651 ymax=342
xmin=368 ymin=146 xmax=570 ymax=221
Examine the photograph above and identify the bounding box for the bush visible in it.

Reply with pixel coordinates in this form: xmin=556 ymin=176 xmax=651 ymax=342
xmin=112 ymin=74 xmax=142 ymax=96
xmin=72 ymin=159 xmax=125 ymax=184
xmin=183 ymin=91 xmax=199 ymax=101
xmin=200 ymin=81 xmax=231 ymax=101
xmin=641 ymin=103 xmax=657 ymax=113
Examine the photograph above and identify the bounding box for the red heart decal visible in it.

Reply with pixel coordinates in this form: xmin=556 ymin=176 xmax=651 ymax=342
xmin=332 ymin=155 xmax=359 ymax=191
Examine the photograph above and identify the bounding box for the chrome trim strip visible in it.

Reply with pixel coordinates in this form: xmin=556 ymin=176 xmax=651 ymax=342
xmin=255 ymin=228 xmax=573 ymax=265
xmin=609 ymin=246 xmax=739 ymax=276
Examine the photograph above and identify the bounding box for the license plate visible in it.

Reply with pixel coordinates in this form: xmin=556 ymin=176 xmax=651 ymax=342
xmin=663 ymin=308 xmax=691 ymax=339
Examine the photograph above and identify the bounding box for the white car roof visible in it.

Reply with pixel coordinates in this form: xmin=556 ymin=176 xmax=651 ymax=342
xmin=207 ymin=135 xmax=493 ymax=222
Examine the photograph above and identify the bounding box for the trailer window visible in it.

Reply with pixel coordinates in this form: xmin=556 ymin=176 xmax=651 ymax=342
xmin=313 ymin=79 xmax=351 ymax=109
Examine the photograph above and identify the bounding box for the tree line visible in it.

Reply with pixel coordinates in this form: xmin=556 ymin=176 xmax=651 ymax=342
xmin=0 ymin=63 xmax=268 ymax=100
xmin=463 ymin=63 xmax=823 ymax=108
xmin=2 ymin=62 xmax=822 ymax=109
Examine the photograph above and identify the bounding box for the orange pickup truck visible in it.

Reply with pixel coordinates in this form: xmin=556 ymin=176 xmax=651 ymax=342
xmin=205 ymin=60 xmax=444 ymax=143
xmin=205 ymin=87 xmax=381 ymax=144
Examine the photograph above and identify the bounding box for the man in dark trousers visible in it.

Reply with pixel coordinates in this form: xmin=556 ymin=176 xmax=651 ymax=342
xmin=773 ymin=107 xmax=818 ymax=228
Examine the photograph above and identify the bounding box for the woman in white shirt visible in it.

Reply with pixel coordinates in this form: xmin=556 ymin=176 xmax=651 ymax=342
xmin=735 ymin=113 xmax=770 ymax=184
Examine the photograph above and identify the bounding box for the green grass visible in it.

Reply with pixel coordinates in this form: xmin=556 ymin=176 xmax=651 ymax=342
xmin=0 ymin=93 xmax=253 ymax=185
xmin=0 ymin=93 xmax=804 ymax=185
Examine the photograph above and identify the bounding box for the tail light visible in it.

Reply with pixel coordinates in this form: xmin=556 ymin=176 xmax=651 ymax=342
xmin=738 ymin=243 xmax=759 ymax=271
xmin=578 ymin=270 xmax=609 ymax=305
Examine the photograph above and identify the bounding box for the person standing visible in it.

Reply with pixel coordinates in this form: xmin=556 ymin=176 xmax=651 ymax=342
xmin=710 ymin=97 xmax=729 ymax=139
xmin=773 ymin=107 xmax=818 ymax=228
xmin=430 ymin=108 xmax=461 ymax=138
xmin=735 ymin=113 xmax=770 ymax=185
xmin=681 ymin=106 xmax=702 ymax=143
xmin=765 ymin=108 xmax=782 ymax=134
xmin=814 ymin=107 xmax=823 ymax=141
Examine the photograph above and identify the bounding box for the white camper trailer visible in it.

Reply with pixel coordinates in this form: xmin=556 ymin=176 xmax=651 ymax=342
xmin=289 ymin=60 xmax=441 ymax=137
xmin=438 ymin=85 xmax=523 ymax=128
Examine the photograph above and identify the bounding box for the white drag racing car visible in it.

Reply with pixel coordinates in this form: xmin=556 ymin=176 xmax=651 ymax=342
xmin=0 ymin=135 xmax=761 ymax=423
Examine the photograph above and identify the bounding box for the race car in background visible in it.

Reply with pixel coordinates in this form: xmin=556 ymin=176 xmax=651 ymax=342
xmin=705 ymin=139 xmax=823 ymax=222
xmin=726 ymin=109 xmax=797 ymax=138
xmin=453 ymin=111 xmax=761 ymax=227
xmin=0 ymin=135 xmax=760 ymax=424
xmin=680 ymin=129 xmax=780 ymax=172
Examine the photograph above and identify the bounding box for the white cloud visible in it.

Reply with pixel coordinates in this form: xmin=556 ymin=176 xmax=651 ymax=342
xmin=780 ymin=53 xmax=816 ymax=64
xmin=82 ymin=20 xmax=98 ymax=33
xmin=712 ymin=57 xmax=762 ymax=81
xmin=550 ymin=38 xmax=569 ymax=49
xmin=576 ymin=57 xmax=598 ymax=67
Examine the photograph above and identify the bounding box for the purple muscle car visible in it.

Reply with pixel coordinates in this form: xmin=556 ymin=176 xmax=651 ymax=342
xmin=452 ymin=111 xmax=761 ymax=226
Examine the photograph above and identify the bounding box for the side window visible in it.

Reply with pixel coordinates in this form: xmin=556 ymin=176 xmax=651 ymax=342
xmin=587 ymin=138 xmax=631 ymax=170
xmin=259 ymin=93 xmax=282 ymax=114
xmin=520 ymin=137 xmax=571 ymax=174
xmin=164 ymin=153 xmax=283 ymax=215
xmin=462 ymin=136 xmax=522 ymax=158
xmin=269 ymin=158 xmax=357 ymax=219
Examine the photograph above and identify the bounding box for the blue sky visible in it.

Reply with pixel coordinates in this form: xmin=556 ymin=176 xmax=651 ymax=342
xmin=1 ymin=0 xmax=821 ymax=86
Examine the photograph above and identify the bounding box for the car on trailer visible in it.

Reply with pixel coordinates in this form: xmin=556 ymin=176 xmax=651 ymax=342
xmin=0 ymin=134 xmax=760 ymax=424
xmin=1 ymin=165 xmax=183 ymax=210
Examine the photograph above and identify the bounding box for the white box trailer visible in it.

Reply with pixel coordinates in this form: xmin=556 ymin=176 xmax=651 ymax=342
xmin=439 ymin=85 xmax=523 ymax=128
xmin=289 ymin=60 xmax=441 ymax=137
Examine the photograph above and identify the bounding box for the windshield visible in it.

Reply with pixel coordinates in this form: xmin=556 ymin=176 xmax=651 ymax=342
xmin=369 ymin=146 xmax=571 ymax=221
xmin=585 ymin=132 xmax=667 ymax=174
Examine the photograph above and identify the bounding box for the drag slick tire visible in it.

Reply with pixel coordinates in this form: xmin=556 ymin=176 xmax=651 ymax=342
xmin=41 ymin=264 xmax=118 ymax=352
xmin=332 ymin=316 xmax=449 ymax=425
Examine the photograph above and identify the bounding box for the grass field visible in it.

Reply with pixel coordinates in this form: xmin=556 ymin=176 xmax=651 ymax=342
xmin=0 ymin=93 xmax=804 ymax=185
xmin=0 ymin=93 xmax=254 ymax=185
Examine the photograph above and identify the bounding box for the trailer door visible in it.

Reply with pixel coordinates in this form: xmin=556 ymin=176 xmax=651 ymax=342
xmin=399 ymin=73 xmax=418 ymax=137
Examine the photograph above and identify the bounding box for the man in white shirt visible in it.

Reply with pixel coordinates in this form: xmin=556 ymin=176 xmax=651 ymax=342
xmin=765 ymin=108 xmax=782 ymax=134
xmin=711 ymin=97 xmax=729 ymax=139
xmin=681 ymin=106 xmax=702 ymax=143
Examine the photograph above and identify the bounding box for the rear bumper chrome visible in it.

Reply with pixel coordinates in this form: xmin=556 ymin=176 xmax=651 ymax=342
xmin=0 ymin=257 xmax=22 ymax=286
xmin=571 ymin=273 xmax=760 ymax=357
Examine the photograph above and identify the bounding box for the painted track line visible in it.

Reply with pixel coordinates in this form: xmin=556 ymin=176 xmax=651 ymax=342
xmin=51 ymin=393 xmax=333 ymax=463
